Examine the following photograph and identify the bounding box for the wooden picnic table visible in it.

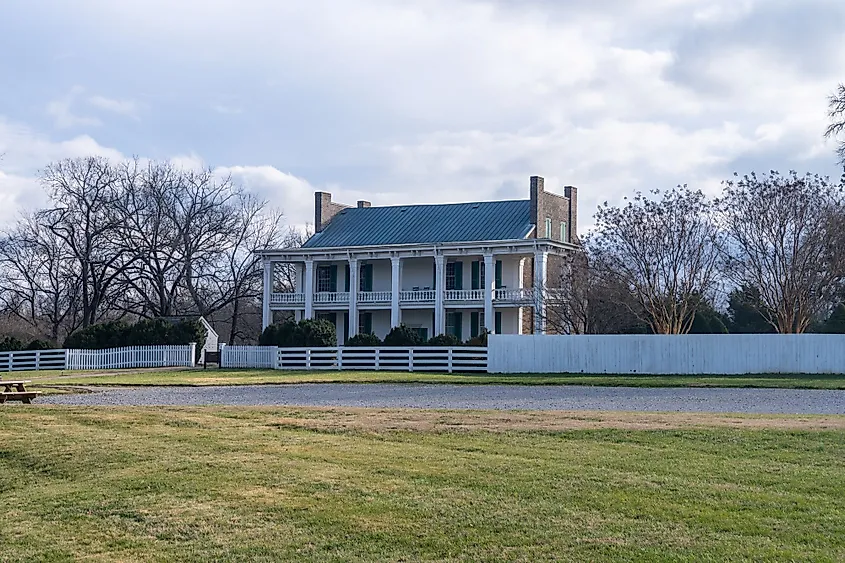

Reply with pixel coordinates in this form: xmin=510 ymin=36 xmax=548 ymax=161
xmin=0 ymin=379 xmax=41 ymax=404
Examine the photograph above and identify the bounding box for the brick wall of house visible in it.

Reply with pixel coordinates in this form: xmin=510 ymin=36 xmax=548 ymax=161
xmin=529 ymin=176 xmax=577 ymax=244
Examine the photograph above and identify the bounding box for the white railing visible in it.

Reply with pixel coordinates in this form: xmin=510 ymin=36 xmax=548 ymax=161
xmin=358 ymin=291 xmax=392 ymax=304
xmin=276 ymin=346 xmax=487 ymax=373
xmin=270 ymin=292 xmax=305 ymax=305
xmin=314 ymin=292 xmax=350 ymax=304
xmin=494 ymin=288 xmax=535 ymax=302
xmin=66 ymin=345 xmax=196 ymax=370
xmin=220 ymin=345 xmax=278 ymax=368
xmin=444 ymin=289 xmax=484 ymax=301
xmin=0 ymin=349 xmax=68 ymax=372
xmin=399 ymin=290 xmax=436 ymax=303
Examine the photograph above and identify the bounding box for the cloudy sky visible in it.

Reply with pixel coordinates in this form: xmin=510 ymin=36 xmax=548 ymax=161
xmin=1 ymin=0 xmax=843 ymax=230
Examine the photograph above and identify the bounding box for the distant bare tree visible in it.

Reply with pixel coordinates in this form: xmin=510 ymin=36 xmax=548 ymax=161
xmin=826 ymin=83 xmax=845 ymax=166
xmin=716 ymin=171 xmax=845 ymax=333
xmin=588 ymin=187 xmax=722 ymax=334
xmin=37 ymin=157 xmax=130 ymax=328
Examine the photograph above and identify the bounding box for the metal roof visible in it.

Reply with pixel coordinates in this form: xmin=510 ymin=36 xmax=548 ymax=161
xmin=302 ymin=200 xmax=534 ymax=248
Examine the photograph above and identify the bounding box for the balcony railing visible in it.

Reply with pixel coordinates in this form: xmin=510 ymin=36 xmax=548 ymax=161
xmin=494 ymin=288 xmax=535 ymax=303
xmin=399 ymin=290 xmax=436 ymax=303
xmin=314 ymin=292 xmax=350 ymax=304
xmin=358 ymin=291 xmax=392 ymax=304
xmin=444 ymin=289 xmax=484 ymax=301
xmin=270 ymin=292 xmax=305 ymax=305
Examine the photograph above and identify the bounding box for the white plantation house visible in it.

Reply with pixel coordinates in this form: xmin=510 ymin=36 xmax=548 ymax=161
xmin=257 ymin=176 xmax=580 ymax=345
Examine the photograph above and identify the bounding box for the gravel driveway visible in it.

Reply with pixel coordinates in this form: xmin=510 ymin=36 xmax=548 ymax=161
xmin=40 ymin=384 xmax=845 ymax=414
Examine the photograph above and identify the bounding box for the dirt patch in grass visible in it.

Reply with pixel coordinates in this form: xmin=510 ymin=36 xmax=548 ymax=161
xmin=256 ymin=407 xmax=845 ymax=433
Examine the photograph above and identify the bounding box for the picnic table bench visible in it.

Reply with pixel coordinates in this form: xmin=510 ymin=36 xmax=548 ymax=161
xmin=0 ymin=380 xmax=41 ymax=404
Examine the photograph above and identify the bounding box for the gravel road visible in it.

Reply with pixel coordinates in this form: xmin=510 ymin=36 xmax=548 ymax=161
xmin=40 ymin=384 xmax=845 ymax=414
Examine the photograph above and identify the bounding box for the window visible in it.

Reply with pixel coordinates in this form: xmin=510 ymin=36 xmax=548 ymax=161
xmin=471 ymin=261 xmax=486 ymax=290
xmin=317 ymin=312 xmax=337 ymax=326
xmin=494 ymin=260 xmax=503 ymax=289
xmin=359 ymin=263 xmax=373 ymax=292
xmin=317 ymin=265 xmax=336 ymax=293
xmin=358 ymin=312 xmax=373 ymax=335
xmin=412 ymin=327 xmax=428 ymax=341
xmin=545 ymin=217 xmax=552 ymax=238
xmin=560 ymin=221 xmax=568 ymax=243
xmin=495 ymin=311 xmax=502 ymax=334
xmin=471 ymin=312 xmax=485 ymax=338
xmin=446 ymin=262 xmax=456 ymax=291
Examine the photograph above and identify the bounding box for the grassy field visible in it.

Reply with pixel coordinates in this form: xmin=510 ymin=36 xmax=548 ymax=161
xmin=23 ymin=367 xmax=845 ymax=390
xmin=1 ymin=407 xmax=843 ymax=561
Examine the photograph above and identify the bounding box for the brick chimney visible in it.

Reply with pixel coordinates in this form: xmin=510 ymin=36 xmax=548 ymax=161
xmin=314 ymin=192 xmax=351 ymax=233
xmin=563 ymin=186 xmax=578 ymax=243
xmin=529 ymin=176 xmax=544 ymax=229
xmin=357 ymin=200 xmax=371 ymax=208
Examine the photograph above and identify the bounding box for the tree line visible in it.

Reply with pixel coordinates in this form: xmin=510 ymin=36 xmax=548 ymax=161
xmin=0 ymin=156 xmax=297 ymax=345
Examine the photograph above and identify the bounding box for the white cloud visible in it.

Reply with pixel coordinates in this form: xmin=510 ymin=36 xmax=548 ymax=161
xmin=87 ymin=95 xmax=140 ymax=119
xmin=46 ymin=86 xmax=101 ymax=129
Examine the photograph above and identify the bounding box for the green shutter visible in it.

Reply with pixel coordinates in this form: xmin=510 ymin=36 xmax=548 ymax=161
xmin=495 ymin=260 xmax=502 ymax=289
xmin=495 ymin=312 xmax=502 ymax=334
xmin=471 ymin=261 xmax=480 ymax=290
xmin=470 ymin=312 xmax=479 ymax=338
xmin=454 ymin=312 xmax=463 ymax=341
xmin=344 ymin=265 xmax=350 ymax=292
xmin=454 ymin=261 xmax=463 ymax=290
xmin=329 ymin=265 xmax=338 ymax=292
xmin=364 ymin=313 xmax=372 ymax=334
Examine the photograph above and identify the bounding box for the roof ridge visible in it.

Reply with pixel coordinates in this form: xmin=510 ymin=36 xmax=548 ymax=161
xmin=340 ymin=198 xmax=528 ymax=211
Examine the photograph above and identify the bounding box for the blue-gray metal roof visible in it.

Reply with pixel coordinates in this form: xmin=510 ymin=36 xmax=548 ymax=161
xmin=302 ymin=200 xmax=534 ymax=248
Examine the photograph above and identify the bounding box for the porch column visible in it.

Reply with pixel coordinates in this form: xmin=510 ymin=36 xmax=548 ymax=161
xmin=533 ymin=251 xmax=547 ymax=334
xmin=348 ymin=258 xmax=359 ymax=337
xmin=390 ymin=256 xmax=401 ymax=328
xmin=304 ymin=259 xmax=314 ymax=319
xmin=434 ymin=254 xmax=445 ymax=335
xmin=517 ymin=258 xmax=525 ymax=334
xmin=483 ymin=252 xmax=494 ymax=334
xmin=262 ymin=260 xmax=273 ymax=330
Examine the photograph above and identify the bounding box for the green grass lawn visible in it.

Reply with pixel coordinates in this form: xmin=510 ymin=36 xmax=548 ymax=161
xmin=23 ymin=368 xmax=845 ymax=390
xmin=1 ymin=407 xmax=843 ymax=561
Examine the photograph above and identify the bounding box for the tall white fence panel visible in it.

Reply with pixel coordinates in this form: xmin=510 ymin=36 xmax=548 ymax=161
xmin=66 ymin=345 xmax=195 ymax=370
xmin=273 ymin=347 xmax=487 ymax=372
xmin=0 ymin=349 xmax=68 ymax=372
xmin=488 ymin=334 xmax=845 ymax=375
xmin=220 ymin=345 xmax=278 ymax=368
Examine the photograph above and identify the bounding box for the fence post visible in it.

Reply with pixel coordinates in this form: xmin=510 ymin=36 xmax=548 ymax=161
xmin=219 ymin=343 xmax=226 ymax=368
xmin=408 ymin=348 xmax=414 ymax=372
xmin=337 ymin=348 xmax=343 ymax=371
xmin=375 ymin=348 xmax=380 ymax=371
xmin=189 ymin=342 xmax=197 ymax=367
xmin=9 ymin=352 xmax=13 ymax=372
xmin=306 ymin=348 xmax=312 ymax=370
xmin=447 ymin=348 xmax=453 ymax=374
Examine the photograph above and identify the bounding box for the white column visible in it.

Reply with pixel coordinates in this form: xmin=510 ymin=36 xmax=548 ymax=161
xmin=483 ymin=253 xmax=494 ymax=334
xmin=434 ymin=254 xmax=446 ymax=335
xmin=390 ymin=256 xmax=401 ymax=328
xmin=348 ymin=258 xmax=359 ymax=337
xmin=304 ymin=259 xmax=314 ymax=319
xmin=533 ymin=251 xmax=547 ymax=334
xmin=262 ymin=260 xmax=273 ymax=330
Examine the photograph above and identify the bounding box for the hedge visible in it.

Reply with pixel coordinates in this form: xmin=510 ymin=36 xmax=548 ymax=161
xmin=63 ymin=318 xmax=206 ymax=350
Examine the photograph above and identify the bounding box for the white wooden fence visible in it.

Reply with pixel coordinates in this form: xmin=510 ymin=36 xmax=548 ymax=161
xmin=219 ymin=345 xmax=277 ymax=368
xmin=0 ymin=349 xmax=68 ymax=372
xmin=220 ymin=346 xmax=488 ymax=373
xmin=488 ymin=334 xmax=845 ymax=375
xmin=66 ymin=345 xmax=196 ymax=370
xmin=0 ymin=345 xmax=196 ymax=372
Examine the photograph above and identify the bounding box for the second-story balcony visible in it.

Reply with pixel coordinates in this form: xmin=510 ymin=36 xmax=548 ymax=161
xmin=357 ymin=291 xmax=392 ymax=304
xmin=269 ymin=287 xmax=560 ymax=308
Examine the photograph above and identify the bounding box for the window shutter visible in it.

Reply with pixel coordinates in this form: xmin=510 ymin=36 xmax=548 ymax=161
xmin=364 ymin=313 xmax=372 ymax=334
xmin=470 ymin=312 xmax=479 ymax=338
xmin=361 ymin=264 xmax=373 ymax=292
xmin=495 ymin=260 xmax=502 ymax=289
xmin=330 ymin=265 xmax=338 ymax=292
xmin=495 ymin=312 xmax=502 ymax=335
xmin=454 ymin=312 xmax=463 ymax=341
xmin=344 ymin=265 xmax=350 ymax=292
xmin=454 ymin=261 xmax=463 ymax=290
xmin=471 ymin=261 xmax=480 ymax=290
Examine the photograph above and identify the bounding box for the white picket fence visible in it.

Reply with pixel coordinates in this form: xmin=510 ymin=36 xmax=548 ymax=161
xmin=66 ymin=345 xmax=196 ymax=370
xmin=219 ymin=345 xmax=277 ymax=368
xmin=220 ymin=346 xmax=488 ymax=373
xmin=0 ymin=349 xmax=68 ymax=372
xmin=0 ymin=345 xmax=196 ymax=372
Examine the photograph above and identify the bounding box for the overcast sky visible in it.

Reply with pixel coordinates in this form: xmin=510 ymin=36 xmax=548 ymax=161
xmin=1 ymin=0 xmax=843 ymax=230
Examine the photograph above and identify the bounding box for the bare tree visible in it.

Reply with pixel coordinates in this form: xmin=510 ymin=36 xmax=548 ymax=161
xmin=716 ymin=171 xmax=845 ymax=333
xmin=587 ymin=187 xmax=722 ymax=334
xmin=38 ymin=157 xmax=131 ymax=328
xmin=826 ymin=83 xmax=845 ymax=166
